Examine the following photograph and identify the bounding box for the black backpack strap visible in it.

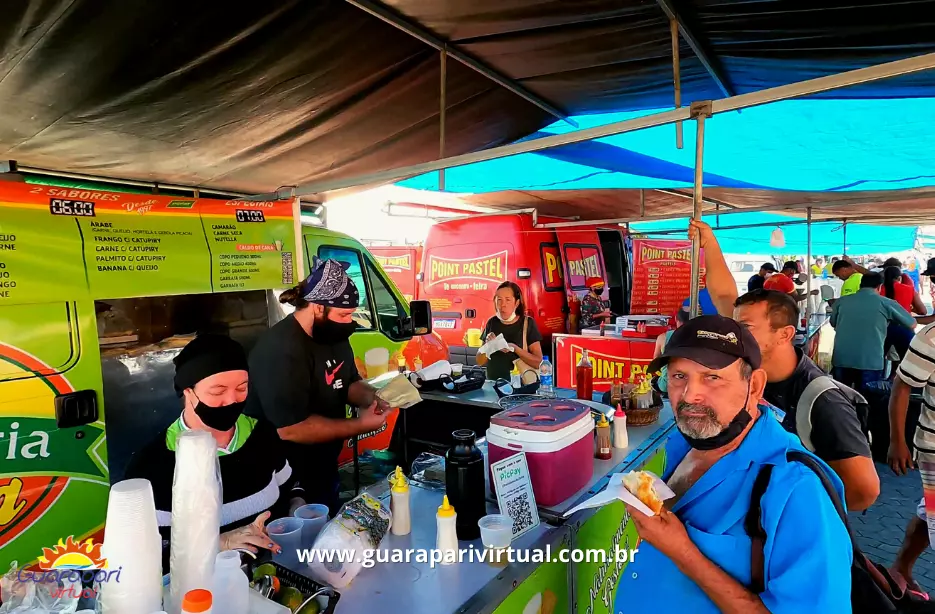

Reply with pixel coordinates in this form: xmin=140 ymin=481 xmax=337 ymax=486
xmin=786 ymin=450 xmax=858 ymax=548
xmin=745 ymin=463 xmax=774 ymax=594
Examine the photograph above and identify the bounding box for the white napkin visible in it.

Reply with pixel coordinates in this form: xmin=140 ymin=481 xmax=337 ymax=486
xmin=562 ymin=471 xmax=675 ymax=517
xmin=416 ymin=359 xmax=452 ymax=381
xmin=479 ymin=333 xmax=510 ymax=356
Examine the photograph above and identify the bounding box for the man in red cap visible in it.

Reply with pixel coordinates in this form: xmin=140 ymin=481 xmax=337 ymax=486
xmin=580 ymin=276 xmax=613 ymax=329
xmin=763 ymin=271 xmax=796 ymax=295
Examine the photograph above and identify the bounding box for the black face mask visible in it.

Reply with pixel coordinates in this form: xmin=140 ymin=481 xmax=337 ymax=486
xmin=313 ymin=316 xmax=357 ymax=344
xmin=193 ymin=397 xmax=245 ymax=431
xmin=676 ymin=387 xmax=753 ymax=451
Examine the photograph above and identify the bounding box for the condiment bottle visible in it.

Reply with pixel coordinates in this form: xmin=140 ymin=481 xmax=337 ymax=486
xmin=436 ymin=495 xmax=459 ymax=565
xmin=445 ymin=430 xmax=485 ymax=540
xmin=398 ymin=357 xmax=407 ymax=374
xmin=610 ymin=377 xmax=622 ymax=406
xmin=613 ymin=404 xmax=628 ymax=449
xmin=510 ymin=365 xmax=521 ymax=389
xmin=636 ymin=377 xmax=653 ymax=409
xmin=181 ymin=589 xmax=213 ymax=614
xmin=391 ymin=466 xmax=411 ymax=536
xmin=414 ymin=356 xmax=423 ymax=372
xmin=576 ymin=349 xmax=593 ymax=400
xmin=599 ymin=321 xmax=606 ymax=336
xmin=595 ymin=414 xmax=612 ymax=460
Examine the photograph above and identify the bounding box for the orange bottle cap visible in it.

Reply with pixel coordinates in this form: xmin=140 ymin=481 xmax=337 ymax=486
xmin=182 ymin=588 xmax=213 ymax=613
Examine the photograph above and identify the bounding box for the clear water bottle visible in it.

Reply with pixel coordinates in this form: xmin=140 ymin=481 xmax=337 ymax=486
xmin=539 ymin=355 xmax=554 ymax=397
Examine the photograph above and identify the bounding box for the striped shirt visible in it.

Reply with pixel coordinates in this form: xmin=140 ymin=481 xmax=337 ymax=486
xmin=896 ymin=323 xmax=935 ymax=451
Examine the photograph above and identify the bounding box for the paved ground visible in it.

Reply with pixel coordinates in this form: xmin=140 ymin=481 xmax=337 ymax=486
xmin=850 ymin=462 xmax=935 ymax=591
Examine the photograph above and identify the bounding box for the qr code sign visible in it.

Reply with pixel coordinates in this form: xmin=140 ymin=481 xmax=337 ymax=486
xmin=506 ymin=491 xmax=533 ymax=535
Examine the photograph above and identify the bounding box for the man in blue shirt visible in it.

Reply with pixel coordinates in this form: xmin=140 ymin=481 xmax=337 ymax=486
xmin=830 ymin=271 xmax=916 ymax=390
xmin=613 ymin=315 xmax=851 ymax=613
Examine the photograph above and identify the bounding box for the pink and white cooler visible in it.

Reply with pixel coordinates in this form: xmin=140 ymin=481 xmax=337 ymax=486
xmin=486 ymin=399 xmax=595 ymax=506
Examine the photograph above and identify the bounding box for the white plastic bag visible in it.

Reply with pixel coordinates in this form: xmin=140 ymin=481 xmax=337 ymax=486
xmin=0 ymin=562 xmax=81 ymax=613
xmin=306 ymin=493 xmax=391 ymax=588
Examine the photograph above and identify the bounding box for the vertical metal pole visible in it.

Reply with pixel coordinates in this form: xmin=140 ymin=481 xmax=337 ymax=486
xmin=671 ymin=20 xmax=683 ymax=149
xmin=806 ymin=207 xmax=813 ymax=322
xmin=439 ymin=47 xmax=447 ymax=191
xmin=842 ymin=219 xmax=848 ymax=255
xmin=689 ymin=102 xmax=712 ymax=318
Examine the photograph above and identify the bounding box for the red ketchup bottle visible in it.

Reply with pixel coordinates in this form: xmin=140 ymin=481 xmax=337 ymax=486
xmin=576 ymin=349 xmax=594 ymax=400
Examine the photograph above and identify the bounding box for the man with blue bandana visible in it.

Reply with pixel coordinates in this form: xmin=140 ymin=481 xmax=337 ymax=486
xmin=247 ymin=258 xmax=393 ymax=515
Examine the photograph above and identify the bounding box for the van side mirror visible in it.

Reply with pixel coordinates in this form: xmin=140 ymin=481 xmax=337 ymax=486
xmin=409 ymin=300 xmax=432 ymax=336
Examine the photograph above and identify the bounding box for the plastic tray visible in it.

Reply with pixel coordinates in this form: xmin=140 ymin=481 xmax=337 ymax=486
xmin=251 ymin=560 xmax=341 ymax=614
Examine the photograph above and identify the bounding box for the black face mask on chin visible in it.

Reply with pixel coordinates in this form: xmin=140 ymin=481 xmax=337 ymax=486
xmin=193 ymin=397 xmax=245 ymax=432
xmin=313 ymin=315 xmax=358 ymax=345
xmin=677 ymin=385 xmax=753 ymax=451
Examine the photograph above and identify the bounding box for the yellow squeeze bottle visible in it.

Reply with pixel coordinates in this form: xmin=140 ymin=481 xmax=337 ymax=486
xmin=391 ymin=466 xmax=411 ymax=536
xmin=436 ymin=495 xmax=459 ymax=565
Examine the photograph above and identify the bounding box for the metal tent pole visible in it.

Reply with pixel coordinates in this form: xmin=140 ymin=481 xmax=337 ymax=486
xmin=671 ymin=19 xmax=683 ymax=149
xmin=689 ymin=102 xmax=712 ymax=318
xmin=248 ymin=52 xmax=935 ymax=200
xmin=439 ymin=48 xmax=447 ymax=191
xmin=806 ymin=207 xmax=813 ymax=322
xmin=843 ymin=220 xmax=848 ymax=255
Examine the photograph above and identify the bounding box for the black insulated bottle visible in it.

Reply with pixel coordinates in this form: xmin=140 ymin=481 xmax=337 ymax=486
xmin=445 ymin=429 xmax=486 ymax=540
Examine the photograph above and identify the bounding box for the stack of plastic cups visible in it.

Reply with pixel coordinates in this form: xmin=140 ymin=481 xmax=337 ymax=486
xmin=169 ymin=431 xmax=222 ymax=614
xmin=99 ymin=478 xmax=163 ymax=613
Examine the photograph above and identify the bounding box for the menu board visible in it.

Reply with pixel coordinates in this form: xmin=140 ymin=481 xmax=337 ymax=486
xmin=200 ymin=199 xmax=296 ymax=292
xmin=0 ymin=183 xmax=297 ymax=304
xmin=630 ymin=239 xmax=704 ymax=316
xmin=77 ymin=196 xmax=212 ymax=298
xmin=0 ymin=198 xmax=88 ymax=304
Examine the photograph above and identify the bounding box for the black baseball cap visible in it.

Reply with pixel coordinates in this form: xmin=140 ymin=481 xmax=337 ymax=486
xmin=923 ymin=257 xmax=935 ymax=277
xmin=648 ymin=315 xmax=761 ymax=374
xmin=761 ymin=262 xmax=777 ymax=273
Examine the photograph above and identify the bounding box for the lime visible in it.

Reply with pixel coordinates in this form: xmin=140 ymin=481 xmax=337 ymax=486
xmin=252 ymin=563 xmax=278 ymax=582
xmin=296 ymin=598 xmax=322 ymax=614
xmin=277 ymin=586 xmax=304 ymax=611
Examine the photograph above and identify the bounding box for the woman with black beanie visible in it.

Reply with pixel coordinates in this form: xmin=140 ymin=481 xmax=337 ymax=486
xmin=126 ymin=334 xmax=305 ymax=571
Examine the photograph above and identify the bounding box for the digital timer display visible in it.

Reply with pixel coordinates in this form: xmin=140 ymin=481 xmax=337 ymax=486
xmin=235 ymin=209 xmax=265 ymax=223
xmin=49 ymin=199 xmax=96 ymax=217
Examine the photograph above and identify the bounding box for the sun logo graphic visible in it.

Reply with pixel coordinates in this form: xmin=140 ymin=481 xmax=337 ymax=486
xmin=38 ymin=536 xmax=107 ymax=570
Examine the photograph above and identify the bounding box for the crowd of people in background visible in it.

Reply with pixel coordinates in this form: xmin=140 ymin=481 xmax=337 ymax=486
xmin=662 ymin=219 xmax=935 ymax=604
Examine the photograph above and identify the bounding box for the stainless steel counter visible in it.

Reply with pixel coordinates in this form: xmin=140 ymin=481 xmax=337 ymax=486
xmin=333 ymin=484 xmax=556 ymax=614
xmin=419 ymin=380 xmax=580 ymax=408
xmin=330 ymin=402 xmax=676 ymax=613
xmin=541 ymin=404 xmax=674 ymax=518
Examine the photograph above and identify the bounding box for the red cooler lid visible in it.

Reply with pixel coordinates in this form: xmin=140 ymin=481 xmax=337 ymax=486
xmin=491 ymin=399 xmax=591 ymax=432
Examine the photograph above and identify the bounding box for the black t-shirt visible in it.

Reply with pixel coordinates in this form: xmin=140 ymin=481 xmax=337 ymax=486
xmin=245 ymin=314 xmax=361 ymax=495
xmin=763 ymin=348 xmax=871 ymax=462
xmin=480 ymin=315 xmax=543 ymax=380
xmin=748 ymin=274 xmax=765 ymax=292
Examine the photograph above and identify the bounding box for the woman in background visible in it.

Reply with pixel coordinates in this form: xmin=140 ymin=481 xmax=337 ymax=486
xmin=881 ymin=265 xmax=924 ymax=360
xmin=476 ymin=281 xmax=543 ymax=381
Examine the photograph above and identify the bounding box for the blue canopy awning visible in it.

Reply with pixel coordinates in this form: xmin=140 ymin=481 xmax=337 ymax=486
xmin=400 ymin=98 xmax=935 ymax=194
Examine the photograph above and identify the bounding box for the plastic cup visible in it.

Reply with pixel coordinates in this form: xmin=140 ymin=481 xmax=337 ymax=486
xmin=294 ymin=504 xmax=330 ymax=546
xmin=365 ymin=347 xmax=390 ymax=378
xmin=451 ymin=363 xmax=464 ymax=377
xmin=269 ymin=517 xmax=304 ymax=571
xmin=478 ymin=514 xmax=514 ymax=550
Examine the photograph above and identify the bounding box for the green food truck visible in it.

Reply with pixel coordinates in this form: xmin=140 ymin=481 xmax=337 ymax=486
xmin=0 ymin=180 xmax=443 ymax=571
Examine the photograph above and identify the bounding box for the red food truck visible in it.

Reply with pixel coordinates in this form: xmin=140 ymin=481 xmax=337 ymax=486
xmin=419 ymin=211 xmax=632 ymax=365
xmin=370 ymin=245 xmax=423 ymax=301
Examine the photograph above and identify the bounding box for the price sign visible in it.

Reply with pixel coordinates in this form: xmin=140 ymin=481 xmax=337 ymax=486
xmin=49 ymin=199 xmax=96 ymax=217
xmin=235 ymin=209 xmax=266 ymax=223
xmin=490 ymin=453 xmax=540 ymax=540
